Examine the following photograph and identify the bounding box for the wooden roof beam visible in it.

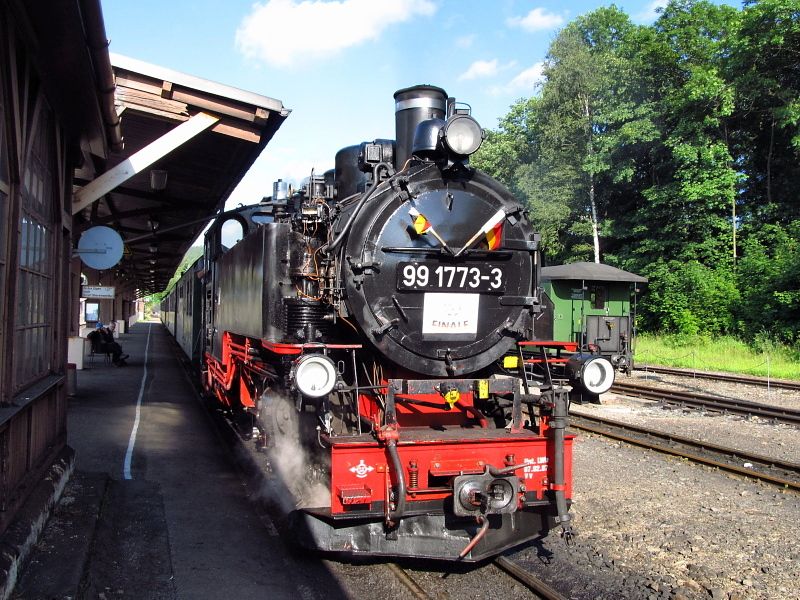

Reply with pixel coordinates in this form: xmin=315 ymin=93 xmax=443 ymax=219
xmin=72 ymin=111 xmax=220 ymax=215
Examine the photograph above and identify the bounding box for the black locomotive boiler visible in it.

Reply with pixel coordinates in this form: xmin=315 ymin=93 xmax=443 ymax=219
xmin=164 ymin=85 xmax=615 ymax=561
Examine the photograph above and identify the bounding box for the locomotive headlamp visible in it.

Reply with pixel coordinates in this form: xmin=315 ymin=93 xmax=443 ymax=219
xmin=441 ymin=114 xmax=484 ymax=156
xmin=566 ymin=354 xmax=615 ymax=395
xmin=293 ymin=354 xmax=338 ymax=398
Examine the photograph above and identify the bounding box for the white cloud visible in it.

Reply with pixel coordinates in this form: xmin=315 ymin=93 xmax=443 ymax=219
xmin=235 ymin=0 xmax=436 ymax=68
xmin=634 ymin=0 xmax=668 ymax=23
xmin=458 ymin=59 xmax=500 ymax=81
xmin=490 ymin=62 xmax=544 ymax=95
xmin=506 ymin=62 xmax=544 ymax=92
xmin=507 ymin=7 xmax=565 ymax=32
xmin=458 ymin=58 xmax=517 ymax=81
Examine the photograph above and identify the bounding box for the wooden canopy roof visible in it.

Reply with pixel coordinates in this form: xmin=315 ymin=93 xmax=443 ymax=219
xmin=73 ymin=54 xmax=289 ymax=296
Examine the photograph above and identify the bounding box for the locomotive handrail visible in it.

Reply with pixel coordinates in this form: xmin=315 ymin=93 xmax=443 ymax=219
xmin=380 ymin=246 xmax=454 ymax=255
xmin=337 ymin=384 xmax=387 ymax=392
xmin=324 ymin=161 xmax=397 ymax=254
xmin=522 ymin=357 xmax=571 ymax=365
xmin=380 ymin=246 xmax=514 ymax=259
xmin=518 ymin=341 xmax=580 ymax=351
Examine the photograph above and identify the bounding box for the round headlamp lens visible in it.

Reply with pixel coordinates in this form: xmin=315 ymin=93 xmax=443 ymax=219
xmin=294 ymin=354 xmax=337 ymax=398
xmin=442 ymin=115 xmax=483 ymax=156
xmin=580 ymin=357 xmax=615 ymax=394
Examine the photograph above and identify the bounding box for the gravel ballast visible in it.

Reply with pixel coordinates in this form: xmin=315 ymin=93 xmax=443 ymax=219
xmin=512 ymin=374 xmax=800 ymax=600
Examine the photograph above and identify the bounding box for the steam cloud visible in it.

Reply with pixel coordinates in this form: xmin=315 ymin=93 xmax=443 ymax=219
xmin=257 ymin=393 xmax=331 ymax=513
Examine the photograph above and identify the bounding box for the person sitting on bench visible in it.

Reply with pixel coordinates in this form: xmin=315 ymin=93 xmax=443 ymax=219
xmin=96 ymin=322 xmax=129 ymax=366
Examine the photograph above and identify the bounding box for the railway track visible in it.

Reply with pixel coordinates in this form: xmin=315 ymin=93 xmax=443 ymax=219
xmin=569 ymin=412 xmax=800 ymax=491
xmin=388 ymin=558 xmax=569 ymax=600
xmin=611 ymin=380 xmax=800 ymax=426
xmin=494 ymin=556 xmax=568 ymax=600
xmin=636 ymin=364 xmax=800 ymax=391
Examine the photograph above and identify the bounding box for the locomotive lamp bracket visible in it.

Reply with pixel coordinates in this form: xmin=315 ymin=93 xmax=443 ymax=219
xmin=499 ymin=296 xmax=536 ymax=307
xmin=389 ymin=176 xmax=411 ymax=201
xmin=346 ymin=255 xmax=380 ymax=274
xmin=372 ymin=317 xmax=399 ymax=337
xmin=500 ymin=321 xmax=527 ymax=339
xmin=502 ymin=239 xmax=538 ymax=252
xmin=436 ymin=349 xmax=456 ymax=374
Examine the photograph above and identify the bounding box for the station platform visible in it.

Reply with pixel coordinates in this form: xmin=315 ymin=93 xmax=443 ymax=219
xmin=13 ymin=322 xmax=349 ymax=600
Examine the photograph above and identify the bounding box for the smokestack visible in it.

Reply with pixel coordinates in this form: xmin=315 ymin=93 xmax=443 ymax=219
xmin=393 ymin=85 xmax=447 ymax=169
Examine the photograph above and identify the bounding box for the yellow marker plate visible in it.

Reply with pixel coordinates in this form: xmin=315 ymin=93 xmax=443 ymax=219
xmin=444 ymin=389 xmax=460 ymax=408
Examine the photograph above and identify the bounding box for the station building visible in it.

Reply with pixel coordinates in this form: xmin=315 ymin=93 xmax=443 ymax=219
xmin=0 ymin=0 xmax=287 ymax=591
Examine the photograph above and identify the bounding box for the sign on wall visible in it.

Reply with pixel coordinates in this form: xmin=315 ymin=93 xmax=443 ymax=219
xmin=81 ymin=285 xmax=115 ymax=299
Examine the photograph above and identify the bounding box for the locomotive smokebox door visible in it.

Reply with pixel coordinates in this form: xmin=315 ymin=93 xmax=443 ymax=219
xmin=341 ymin=165 xmax=538 ymax=377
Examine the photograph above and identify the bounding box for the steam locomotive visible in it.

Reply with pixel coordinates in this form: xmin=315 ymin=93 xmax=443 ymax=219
xmin=162 ymin=85 xmax=616 ymax=561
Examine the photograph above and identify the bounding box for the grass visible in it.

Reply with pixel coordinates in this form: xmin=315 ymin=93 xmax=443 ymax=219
xmin=634 ymin=333 xmax=800 ymax=381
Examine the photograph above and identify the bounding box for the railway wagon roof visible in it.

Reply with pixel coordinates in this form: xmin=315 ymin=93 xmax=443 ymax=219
xmin=541 ymin=262 xmax=648 ymax=284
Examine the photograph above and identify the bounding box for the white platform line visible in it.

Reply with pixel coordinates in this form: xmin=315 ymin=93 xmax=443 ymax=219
xmin=123 ymin=324 xmax=151 ymax=480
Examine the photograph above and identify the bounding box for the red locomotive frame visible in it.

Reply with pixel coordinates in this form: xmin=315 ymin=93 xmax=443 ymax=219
xmin=203 ymin=331 xmax=576 ymax=560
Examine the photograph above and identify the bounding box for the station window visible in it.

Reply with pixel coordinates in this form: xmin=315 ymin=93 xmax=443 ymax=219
xmin=13 ymin=100 xmax=56 ymax=389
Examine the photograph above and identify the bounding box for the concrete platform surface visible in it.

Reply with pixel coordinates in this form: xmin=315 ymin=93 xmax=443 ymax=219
xmin=13 ymin=322 xmax=350 ymax=600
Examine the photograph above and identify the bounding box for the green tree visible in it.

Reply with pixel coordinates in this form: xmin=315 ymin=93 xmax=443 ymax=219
xmin=473 ymin=97 xmax=539 ymax=188
xmin=626 ymin=0 xmax=740 ymax=267
xmin=537 ymin=7 xmax=647 ymax=264
xmin=735 ymin=221 xmax=800 ymax=343
xmin=473 ymin=96 xmax=577 ymax=259
xmin=475 ymin=0 xmax=800 ymax=342
xmin=641 ymin=259 xmax=740 ymax=336
xmin=728 ymin=0 xmax=800 ymax=226
xmin=475 ymin=6 xmax=658 ymax=265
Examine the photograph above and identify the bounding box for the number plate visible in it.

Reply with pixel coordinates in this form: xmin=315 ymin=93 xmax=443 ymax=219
xmin=397 ymin=262 xmax=506 ymax=292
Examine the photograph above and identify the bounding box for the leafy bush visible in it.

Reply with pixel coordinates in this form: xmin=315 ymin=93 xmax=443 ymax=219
xmin=640 ymin=259 xmax=739 ymax=336
xmin=735 ymin=221 xmax=800 ymax=344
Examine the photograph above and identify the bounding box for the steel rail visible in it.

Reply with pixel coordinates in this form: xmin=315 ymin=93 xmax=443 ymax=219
xmin=636 ymin=365 xmax=800 ymax=391
xmin=611 ymin=381 xmax=800 ymax=426
xmin=569 ymin=413 xmax=800 ymax=491
xmin=389 ymin=557 xmax=570 ymax=600
xmin=494 ymin=556 xmax=569 ymax=600
xmin=386 ymin=563 xmax=433 ymax=600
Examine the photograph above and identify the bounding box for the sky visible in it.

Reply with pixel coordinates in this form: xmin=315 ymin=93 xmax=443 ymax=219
xmin=101 ymin=0 xmax=679 ymax=211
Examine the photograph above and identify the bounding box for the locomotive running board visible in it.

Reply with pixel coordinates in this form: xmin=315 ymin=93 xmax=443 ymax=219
xmin=288 ymin=509 xmax=556 ymax=562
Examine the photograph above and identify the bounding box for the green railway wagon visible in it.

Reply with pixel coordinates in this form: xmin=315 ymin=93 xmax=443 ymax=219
xmin=540 ymin=262 xmax=647 ymax=375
